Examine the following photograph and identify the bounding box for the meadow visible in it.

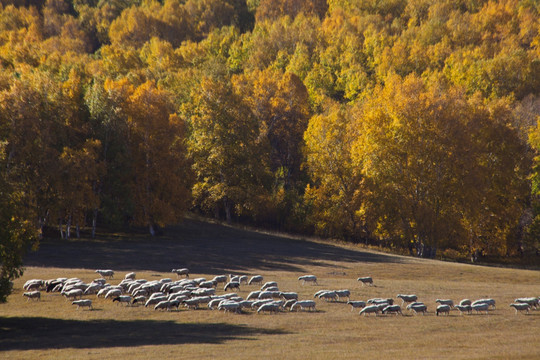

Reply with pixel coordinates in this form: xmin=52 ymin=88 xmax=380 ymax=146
xmin=1 ymin=219 xmax=539 ymax=360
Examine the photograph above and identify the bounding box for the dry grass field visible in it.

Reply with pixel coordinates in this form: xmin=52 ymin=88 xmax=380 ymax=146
xmin=1 ymin=219 xmax=539 ymax=359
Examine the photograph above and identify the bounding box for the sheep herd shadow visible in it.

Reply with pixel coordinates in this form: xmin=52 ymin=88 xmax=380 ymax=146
xmin=0 ymin=316 xmax=287 ymax=350
xmin=24 ymin=218 xmax=404 ymax=274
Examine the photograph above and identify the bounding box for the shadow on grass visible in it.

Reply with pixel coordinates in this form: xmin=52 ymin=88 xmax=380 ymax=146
xmin=0 ymin=316 xmax=287 ymax=351
xmin=24 ymin=219 xmax=405 ymax=274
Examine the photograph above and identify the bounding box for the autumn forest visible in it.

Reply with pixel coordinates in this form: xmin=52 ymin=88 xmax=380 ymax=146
xmin=1 ymin=0 xmax=540 ymax=266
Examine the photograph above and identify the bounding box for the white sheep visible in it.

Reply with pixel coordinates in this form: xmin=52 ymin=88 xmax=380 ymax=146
xmin=357 ymin=277 xmax=373 ymax=286
xmin=407 ymin=302 xmax=428 ymax=315
xmin=198 ymin=280 xmax=217 ymax=289
xmin=258 ymin=291 xmax=281 ymax=299
xmin=247 ymin=291 xmax=261 ymax=300
xmin=238 ymin=275 xmax=249 ymax=285
xmin=132 ymin=296 xmax=147 ymax=305
xmin=261 ymin=281 xmax=278 ymax=291
xmin=212 ymin=275 xmax=228 ymax=284
xmin=290 ymin=300 xmax=316 ymax=312
xmin=23 ymin=279 xmax=44 ymax=291
xmin=397 ymin=294 xmax=417 ymax=305
xmin=314 ymin=290 xmax=331 ymax=298
xmin=382 ymin=305 xmax=402 ymax=316
xmin=298 ymin=275 xmax=318 ymax=285
xmin=472 ymin=298 xmax=496 ymax=309
xmin=280 ymin=292 xmax=298 ymax=301
xmin=172 ymin=268 xmax=189 ymax=278
xmin=471 ymin=302 xmax=490 ymax=314
xmin=455 ymin=304 xmax=472 ymax=315
xmin=218 ymin=301 xmax=241 ymax=313
xmin=104 ymin=289 xmax=122 ymax=299
xmin=23 ymin=291 xmax=41 ymax=301
xmin=436 ymin=304 xmax=451 ymax=316
xmin=318 ymin=291 xmax=338 ymax=302
xmin=224 ymin=281 xmax=240 ymax=291
xmin=257 ymin=303 xmax=280 ymax=314
xmin=347 ymin=300 xmax=366 ymax=311
xmin=283 ymin=299 xmax=297 ymax=309
xmin=113 ymin=295 xmax=132 ymax=306
xmin=124 ymin=272 xmax=136 ymax=280
xmin=248 ymin=275 xmax=263 ymax=285
xmin=436 ymin=299 xmax=454 ymax=308
xmin=510 ymin=303 xmax=531 ymax=314
xmin=359 ymin=305 xmax=379 ymax=316
xmin=514 ymin=297 xmax=539 ymax=309
xmin=63 ymin=289 xmax=84 ymax=301
xmin=95 ymin=269 xmax=114 ymax=279
xmin=459 ymin=299 xmax=472 ymax=306
xmin=145 ymin=296 xmax=168 ymax=307
xmin=154 ymin=300 xmax=172 ymax=311
xmin=251 ymin=299 xmax=273 ymax=309
xmin=72 ymin=299 xmax=93 ymax=310
xmin=334 ymin=290 xmax=351 ymax=301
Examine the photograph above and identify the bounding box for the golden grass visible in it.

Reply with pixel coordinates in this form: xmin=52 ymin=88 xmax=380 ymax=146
xmin=1 ymin=221 xmax=539 ymax=359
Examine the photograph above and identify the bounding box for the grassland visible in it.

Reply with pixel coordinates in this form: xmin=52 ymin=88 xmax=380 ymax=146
xmin=1 ymin=218 xmax=539 ymax=359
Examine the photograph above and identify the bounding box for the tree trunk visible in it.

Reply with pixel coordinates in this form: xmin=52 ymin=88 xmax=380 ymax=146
xmin=66 ymin=215 xmax=71 ymax=240
xmin=224 ymin=198 xmax=232 ymax=223
xmin=92 ymin=208 xmax=98 ymax=239
xmin=59 ymin=218 xmax=64 ymax=240
xmin=149 ymin=223 xmax=156 ymax=237
xmin=76 ymin=224 xmax=80 ymax=239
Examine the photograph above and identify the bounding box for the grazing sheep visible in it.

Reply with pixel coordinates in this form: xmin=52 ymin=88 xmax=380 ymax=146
xmin=347 ymin=300 xmax=366 ymax=311
xmin=124 ymin=272 xmax=136 ymax=280
xmin=318 ymin=291 xmax=338 ymax=302
xmin=95 ymin=269 xmax=115 ymax=279
xmin=257 ymin=303 xmax=280 ymax=314
xmin=471 ymin=302 xmax=490 ymax=314
xmin=436 ymin=304 xmax=451 ymax=316
xmin=357 ymin=277 xmax=373 ymax=286
xmin=84 ymin=283 xmax=104 ymax=295
xmin=334 ymin=290 xmax=351 ymax=301
xmin=132 ymin=296 xmax=147 ymax=305
xmin=283 ymin=299 xmax=297 ymax=309
xmin=472 ymin=298 xmax=496 ymax=309
xmin=368 ymin=298 xmax=394 ymax=306
xmin=382 ymin=305 xmax=402 ymax=316
xmin=264 ymin=286 xmax=279 ymax=292
xmin=248 ymin=275 xmax=263 ymax=285
xmin=397 ymin=294 xmax=418 ymax=305
xmin=247 ymin=291 xmax=261 ymax=300
xmin=23 ymin=279 xmax=44 ymax=291
xmin=514 ymin=297 xmax=539 ymax=309
xmin=224 ymin=281 xmax=240 ymax=291
xmin=258 ymin=291 xmax=281 ymax=300
xmin=314 ymin=290 xmax=331 ymax=298
xmin=218 ymin=301 xmax=241 ymax=313
xmin=72 ymin=299 xmax=93 ymax=310
xmin=198 ymin=280 xmax=217 ymax=289
xmin=261 ymin=281 xmax=278 ymax=291
xmin=455 ymin=304 xmax=472 ymax=315
xmin=145 ymin=296 xmax=168 ymax=307
xmin=229 ymin=275 xmax=240 ymax=283
xmin=251 ymin=299 xmax=273 ymax=309
xmin=23 ymin=291 xmax=41 ymax=301
xmin=510 ymin=303 xmax=531 ymax=314
xmin=359 ymin=305 xmax=379 ymax=316
xmin=459 ymin=299 xmax=472 ymax=306
xmin=183 ymin=298 xmax=200 ymax=309
xmin=212 ymin=275 xmax=228 ymax=284
xmin=104 ymin=289 xmax=122 ymax=299
xmin=172 ymin=268 xmax=189 ymax=278
xmin=154 ymin=300 xmax=172 ymax=311
xmin=298 ymin=275 xmax=318 ymax=285
xmin=407 ymin=302 xmax=428 ymax=315
xmin=280 ymin=292 xmax=299 ymax=301
xmin=290 ymin=300 xmax=316 ymax=312
xmin=238 ymin=275 xmax=249 ymax=285
xmin=436 ymin=299 xmax=454 ymax=308
xmin=112 ymin=295 xmax=132 ymax=306
xmin=63 ymin=289 xmax=84 ymax=301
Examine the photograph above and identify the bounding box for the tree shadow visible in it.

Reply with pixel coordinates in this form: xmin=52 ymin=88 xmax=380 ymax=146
xmin=0 ymin=316 xmax=287 ymax=351
xmin=24 ymin=218 xmax=405 ymax=274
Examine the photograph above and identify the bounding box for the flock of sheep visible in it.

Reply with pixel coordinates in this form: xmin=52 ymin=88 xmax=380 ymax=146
xmin=21 ymin=270 xmax=539 ymax=317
